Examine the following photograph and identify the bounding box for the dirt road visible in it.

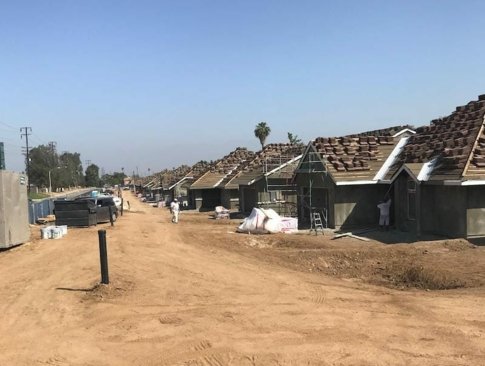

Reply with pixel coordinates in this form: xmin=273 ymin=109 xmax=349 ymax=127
xmin=0 ymin=193 xmax=484 ymax=365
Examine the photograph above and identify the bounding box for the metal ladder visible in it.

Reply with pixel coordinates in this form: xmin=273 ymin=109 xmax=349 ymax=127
xmin=310 ymin=211 xmax=325 ymax=235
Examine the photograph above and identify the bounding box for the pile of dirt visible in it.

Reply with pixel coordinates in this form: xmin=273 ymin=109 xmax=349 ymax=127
xmin=83 ymin=277 xmax=135 ymax=302
xmin=378 ymin=263 xmax=465 ymax=290
xmin=178 ymin=214 xmax=485 ymax=291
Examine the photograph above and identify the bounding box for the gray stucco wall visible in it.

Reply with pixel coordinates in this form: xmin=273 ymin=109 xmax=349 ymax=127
xmin=334 ymin=185 xmax=389 ymax=229
xmin=193 ymin=189 xmax=203 ymax=210
xmin=421 ymin=185 xmax=466 ymax=238
xmin=466 ymin=186 xmax=485 ymax=237
xmin=295 ymin=172 xmax=389 ymax=229
xmin=294 ymin=173 xmax=334 ymax=227
xmin=221 ymin=189 xmax=239 ymax=210
xmin=240 ymin=185 xmax=258 ymax=213
xmin=394 ymin=173 xmax=417 ymax=233
xmin=240 ymin=179 xmax=298 ymax=215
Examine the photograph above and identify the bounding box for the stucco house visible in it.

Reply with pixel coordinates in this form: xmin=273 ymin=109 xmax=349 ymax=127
xmin=384 ymin=95 xmax=485 ymax=238
xmin=190 ymin=147 xmax=255 ymax=210
xmin=168 ymin=161 xmax=212 ymax=208
xmin=225 ymin=143 xmax=304 ymax=216
xmin=294 ymin=126 xmax=414 ymax=229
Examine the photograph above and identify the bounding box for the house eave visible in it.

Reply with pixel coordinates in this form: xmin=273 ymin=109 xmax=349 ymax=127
xmin=374 ymin=136 xmax=410 ymax=181
xmin=392 ymin=128 xmax=416 ymax=138
xmin=169 ymin=176 xmax=193 ymax=190
xmin=335 ymin=180 xmax=380 ymax=186
xmin=443 ymin=180 xmax=485 ymax=186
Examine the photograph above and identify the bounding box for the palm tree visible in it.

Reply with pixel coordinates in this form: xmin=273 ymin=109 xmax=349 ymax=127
xmin=287 ymin=132 xmax=302 ymax=145
xmin=254 ymin=122 xmax=271 ymax=150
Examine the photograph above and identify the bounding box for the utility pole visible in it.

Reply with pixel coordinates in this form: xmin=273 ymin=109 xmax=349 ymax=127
xmin=132 ymin=170 xmax=135 ymax=191
xmin=0 ymin=142 xmax=5 ymax=170
xmin=85 ymin=159 xmax=91 ymax=168
xmin=48 ymin=141 xmax=57 ymax=154
xmin=48 ymin=141 xmax=57 ymax=170
xmin=20 ymin=127 xmax=32 ymax=193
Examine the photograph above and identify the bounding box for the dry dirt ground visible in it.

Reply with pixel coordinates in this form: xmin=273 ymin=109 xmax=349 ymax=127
xmin=1 ymin=192 xmax=484 ymax=366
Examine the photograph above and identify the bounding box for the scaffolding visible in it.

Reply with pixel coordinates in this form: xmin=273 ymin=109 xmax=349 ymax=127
xmin=257 ymin=154 xmax=301 ymax=217
xmin=294 ymin=149 xmax=329 ymax=228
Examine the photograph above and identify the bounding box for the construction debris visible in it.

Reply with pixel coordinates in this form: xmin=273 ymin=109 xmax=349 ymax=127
xmin=332 ymin=232 xmax=371 ymax=241
xmin=36 ymin=215 xmax=56 ymax=225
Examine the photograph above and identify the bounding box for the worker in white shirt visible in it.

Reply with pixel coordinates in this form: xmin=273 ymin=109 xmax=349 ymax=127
xmin=170 ymin=198 xmax=180 ymax=223
xmin=377 ymin=196 xmax=392 ymax=231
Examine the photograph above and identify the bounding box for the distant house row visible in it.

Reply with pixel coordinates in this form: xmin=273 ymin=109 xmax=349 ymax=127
xmin=136 ymin=94 xmax=485 ymax=239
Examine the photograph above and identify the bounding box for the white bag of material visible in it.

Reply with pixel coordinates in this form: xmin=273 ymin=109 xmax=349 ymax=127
xmin=260 ymin=208 xmax=282 ymax=233
xmin=280 ymin=217 xmax=298 ymax=233
xmin=237 ymin=208 xmax=284 ymax=234
xmin=237 ymin=208 xmax=268 ymax=234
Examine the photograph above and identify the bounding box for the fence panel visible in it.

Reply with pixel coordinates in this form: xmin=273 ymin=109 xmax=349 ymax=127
xmin=28 ymin=199 xmax=56 ymax=224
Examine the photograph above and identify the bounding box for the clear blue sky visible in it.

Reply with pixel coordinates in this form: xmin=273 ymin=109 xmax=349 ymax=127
xmin=1 ymin=0 xmax=485 ymax=176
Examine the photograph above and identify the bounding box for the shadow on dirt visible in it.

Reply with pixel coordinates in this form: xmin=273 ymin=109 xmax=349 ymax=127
xmin=468 ymin=237 xmax=485 ymax=246
xmin=56 ymin=286 xmax=98 ymax=292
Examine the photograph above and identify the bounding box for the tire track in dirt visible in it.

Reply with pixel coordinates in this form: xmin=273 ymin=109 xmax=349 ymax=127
xmin=157 ymin=339 xmax=233 ymax=366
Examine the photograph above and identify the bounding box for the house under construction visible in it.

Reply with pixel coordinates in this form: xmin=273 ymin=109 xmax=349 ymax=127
xmin=383 ymin=95 xmax=485 ymax=238
xmin=225 ymin=143 xmax=305 ymax=216
xmin=190 ymin=147 xmax=255 ymax=210
xmin=294 ymin=126 xmax=414 ymax=229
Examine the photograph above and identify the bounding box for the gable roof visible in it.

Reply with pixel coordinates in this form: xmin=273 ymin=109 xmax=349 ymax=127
xmin=168 ymin=160 xmax=213 ymax=190
xmin=190 ymin=147 xmax=255 ymax=189
xmin=225 ymin=143 xmax=305 ymax=189
xmin=297 ymin=125 xmax=412 ymax=183
xmin=386 ymin=95 xmax=485 ymax=182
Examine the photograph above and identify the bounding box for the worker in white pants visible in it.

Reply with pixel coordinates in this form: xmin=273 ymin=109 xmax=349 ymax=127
xmin=170 ymin=198 xmax=180 ymax=223
xmin=377 ymin=197 xmax=392 ymax=231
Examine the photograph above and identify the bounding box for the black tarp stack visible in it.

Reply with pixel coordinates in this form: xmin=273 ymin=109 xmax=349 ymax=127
xmin=54 ymin=200 xmax=97 ymax=227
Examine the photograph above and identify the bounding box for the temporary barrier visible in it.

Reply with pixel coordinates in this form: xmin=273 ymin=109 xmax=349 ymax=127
xmin=54 ymin=200 xmax=97 ymax=227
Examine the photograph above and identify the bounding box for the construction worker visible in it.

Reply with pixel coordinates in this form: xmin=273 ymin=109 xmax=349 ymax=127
xmin=377 ymin=196 xmax=392 ymax=231
xmin=170 ymin=198 xmax=180 ymax=224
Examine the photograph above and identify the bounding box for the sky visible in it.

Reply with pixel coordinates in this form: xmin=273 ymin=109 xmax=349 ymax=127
xmin=1 ymin=0 xmax=485 ymax=176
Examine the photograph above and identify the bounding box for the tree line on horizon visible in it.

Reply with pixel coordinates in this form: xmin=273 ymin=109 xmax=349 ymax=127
xmin=27 ymin=144 xmax=126 ymax=191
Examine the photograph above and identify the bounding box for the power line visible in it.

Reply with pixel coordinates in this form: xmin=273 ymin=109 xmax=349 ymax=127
xmin=0 ymin=134 xmax=23 ymax=146
xmin=20 ymin=127 xmax=32 ymax=193
xmin=0 ymin=121 xmax=17 ymax=131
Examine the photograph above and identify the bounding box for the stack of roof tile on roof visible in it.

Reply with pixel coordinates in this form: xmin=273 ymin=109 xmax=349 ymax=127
xmin=147 ymin=165 xmax=191 ymax=189
xmin=309 ymin=126 xmax=406 ymax=181
xmin=168 ymin=161 xmax=213 ymax=189
xmin=388 ymin=95 xmax=485 ymax=181
xmin=226 ymin=143 xmax=305 ymax=188
xmin=347 ymin=125 xmax=414 ymax=138
xmin=190 ymin=147 xmax=255 ymax=189
xmin=187 ymin=161 xmax=212 ymax=179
